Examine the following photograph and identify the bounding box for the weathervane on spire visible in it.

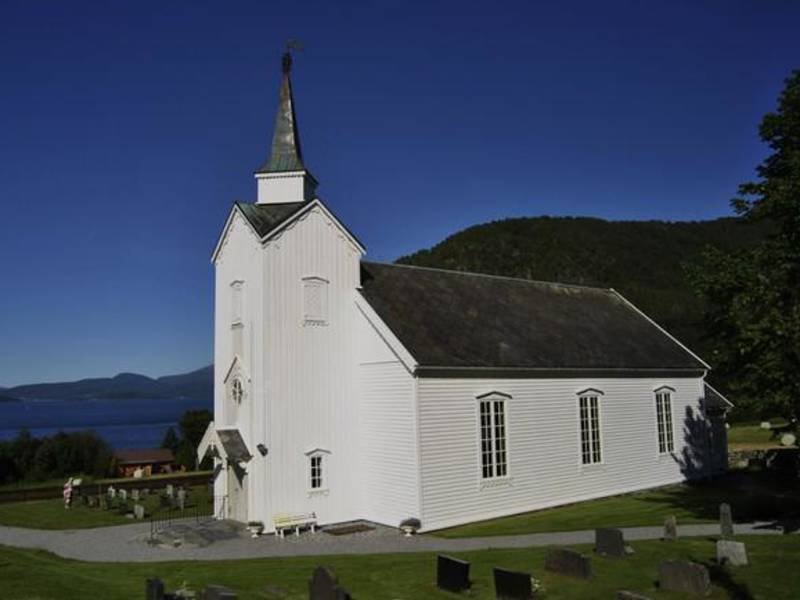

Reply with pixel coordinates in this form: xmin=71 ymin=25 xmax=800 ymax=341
xmin=282 ymin=39 xmax=304 ymax=74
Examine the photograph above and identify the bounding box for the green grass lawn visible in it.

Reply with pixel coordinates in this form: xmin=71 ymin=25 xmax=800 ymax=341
xmin=0 ymin=485 xmax=210 ymax=529
xmin=728 ymin=424 xmax=781 ymax=447
xmin=1 ymin=535 xmax=798 ymax=599
xmin=435 ymin=470 xmax=800 ymax=538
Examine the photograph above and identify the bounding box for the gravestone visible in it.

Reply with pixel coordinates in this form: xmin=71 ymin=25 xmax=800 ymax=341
xmin=131 ymin=489 xmax=140 ymax=502
xmin=107 ymin=485 xmax=116 ymax=499
xmin=720 ymin=503 xmax=734 ymax=539
xmin=436 ymin=554 xmax=471 ymax=593
xmin=760 ymin=421 xmax=772 ymax=430
xmin=544 ymin=547 xmax=592 ymax=580
xmin=595 ymin=528 xmax=627 ymax=557
xmin=166 ymin=484 xmax=174 ymax=498
xmin=119 ymin=489 xmax=128 ymax=502
xmin=308 ymin=566 xmax=352 ymax=600
xmin=146 ymin=577 xmax=165 ymax=600
xmin=199 ymin=584 xmax=238 ymax=599
xmin=134 ymin=504 xmax=146 ymax=520
xmin=663 ymin=515 xmax=677 ymax=541
xmin=493 ymin=567 xmax=533 ymax=600
xmin=717 ymin=540 xmax=748 ymax=566
xmin=177 ymin=488 xmax=186 ymax=511
xmin=658 ymin=560 xmax=711 ymax=596
xmin=617 ymin=592 xmax=653 ymax=600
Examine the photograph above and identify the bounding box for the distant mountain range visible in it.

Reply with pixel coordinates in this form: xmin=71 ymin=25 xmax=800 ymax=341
xmin=2 ymin=365 xmax=213 ymax=401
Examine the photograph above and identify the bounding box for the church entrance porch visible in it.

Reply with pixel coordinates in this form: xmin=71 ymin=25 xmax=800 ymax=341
xmin=226 ymin=462 xmax=248 ymax=522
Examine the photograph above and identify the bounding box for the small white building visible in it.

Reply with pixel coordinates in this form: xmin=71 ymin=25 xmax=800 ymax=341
xmin=200 ymin=52 xmax=731 ymax=533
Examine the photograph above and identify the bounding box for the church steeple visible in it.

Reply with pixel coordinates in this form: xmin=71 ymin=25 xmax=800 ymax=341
xmin=255 ymin=48 xmax=318 ymax=205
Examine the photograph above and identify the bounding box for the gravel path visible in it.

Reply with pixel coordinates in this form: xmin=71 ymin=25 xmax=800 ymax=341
xmin=0 ymin=520 xmax=793 ymax=563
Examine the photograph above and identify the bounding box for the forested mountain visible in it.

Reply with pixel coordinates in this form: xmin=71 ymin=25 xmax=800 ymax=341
xmin=6 ymin=365 xmax=212 ymax=401
xmin=399 ymin=216 xmax=769 ymax=383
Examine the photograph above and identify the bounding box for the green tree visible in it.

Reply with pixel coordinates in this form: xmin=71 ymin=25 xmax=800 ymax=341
xmin=176 ymin=409 xmax=212 ymax=470
xmin=691 ymin=70 xmax=800 ymax=423
xmin=160 ymin=426 xmax=180 ymax=454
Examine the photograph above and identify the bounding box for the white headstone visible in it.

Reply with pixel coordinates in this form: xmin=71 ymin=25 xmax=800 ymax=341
xmin=107 ymin=486 xmax=116 ymax=498
xmin=717 ymin=540 xmax=748 ymax=566
xmin=166 ymin=484 xmax=174 ymax=497
xmin=760 ymin=421 xmax=772 ymax=430
xmin=119 ymin=488 xmax=127 ymax=501
xmin=134 ymin=504 xmax=145 ymax=520
xmin=781 ymin=433 xmax=796 ymax=447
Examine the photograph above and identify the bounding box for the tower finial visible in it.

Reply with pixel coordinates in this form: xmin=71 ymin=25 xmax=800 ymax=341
xmin=282 ymin=39 xmax=303 ymax=74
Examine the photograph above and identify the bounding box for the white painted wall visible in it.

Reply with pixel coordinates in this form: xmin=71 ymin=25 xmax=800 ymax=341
xmin=258 ymin=204 xmax=363 ymax=529
xmin=213 ymin=209 xmax=264 ymax=520
xmin=357 ymin=314 xmax=420 ymax=526
xmin=415 ymin=376 xmax=708 ymax=532
xmin=256 ymin=171 xmax=316 ymax=204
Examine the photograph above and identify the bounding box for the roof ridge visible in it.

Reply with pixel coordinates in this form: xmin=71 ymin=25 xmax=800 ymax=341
xmin=362 ymin=260 xmax=613 ymax=293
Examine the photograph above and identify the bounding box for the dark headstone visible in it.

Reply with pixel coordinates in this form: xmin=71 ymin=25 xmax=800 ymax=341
xmin=544 ymin=547 xmax=592 ymax=580
xmin=595 ymin=528 xmax=626 ymax=557
xmin=617 ymin=592 xmax=653 ymax=600
xmin=308 ymin=566 xmax=352 ymax=600
xmin=493 ymin=568 xmax=533 ymax=600
xmin=146 ymin=578 xmax=164 ymax=600
xmin=436 ymin=555 xmax=471 ymax=593
xmin=658 ymin=560 xmax=711 ymax=596
xmin=720 ymin=503 xmax=734 ymax=539
xmin=663 ymin=515 xmax=677 ymax=541
xmin=199 ymin=584 xmax=238 ymax=600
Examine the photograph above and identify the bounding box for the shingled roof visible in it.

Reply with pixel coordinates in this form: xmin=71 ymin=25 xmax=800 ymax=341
xmin=235 ymin=201 xmax=306 ymax=237
xmin=359 ymin=262 xmax=707 ymax=376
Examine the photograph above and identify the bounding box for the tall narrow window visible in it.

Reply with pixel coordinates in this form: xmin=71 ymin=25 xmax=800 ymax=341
xmin=231 ymin=281 xmax=243 ymax=324
xmin=479 ymin=398 xmax=508 ymax=479
xmin=310 ymin=455 xmax=323 ymax=489
xmin=579 ymin=393 xmax=602 ymax=465
xmin=656 ymin=390 xmax=675 ymax=453
xmin=302 ymin=277 xmax=329 ymax=325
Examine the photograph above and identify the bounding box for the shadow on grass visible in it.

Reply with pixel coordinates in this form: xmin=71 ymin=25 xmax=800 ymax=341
xmin=703 ymin=561 xmax=755 ymax=600
xmin=639 ymin=406 xmax=800 ymax=529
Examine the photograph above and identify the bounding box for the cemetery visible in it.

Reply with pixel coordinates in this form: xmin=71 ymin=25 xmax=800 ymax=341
xmin=1 ymin=532 xmax=798 ymax=598
xmin=0 ymin=483 xmax=212 ymax=530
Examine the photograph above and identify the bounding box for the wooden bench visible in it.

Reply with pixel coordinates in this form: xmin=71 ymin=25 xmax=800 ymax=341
xmin=273 ymin=512 xmax=317 ymax=538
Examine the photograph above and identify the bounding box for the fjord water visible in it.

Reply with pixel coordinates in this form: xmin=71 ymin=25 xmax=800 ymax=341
xmin=0 ymin=397 xmax=212 ymax=449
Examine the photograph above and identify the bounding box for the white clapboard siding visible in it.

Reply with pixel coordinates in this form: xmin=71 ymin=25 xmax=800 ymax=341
xmin=213 ymin=210 xmax=264 ymax=517
xmin=416 ymin=376 xmax=707 ymax=532
xmin=359 ymin=358 xmax=419 ymax=526
xmin=257 ymin=206 xmax=363 ymax=528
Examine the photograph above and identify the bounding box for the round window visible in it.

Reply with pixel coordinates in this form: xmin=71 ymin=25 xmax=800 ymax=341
xmin=232 ymin=378 xmax=244 ymax=404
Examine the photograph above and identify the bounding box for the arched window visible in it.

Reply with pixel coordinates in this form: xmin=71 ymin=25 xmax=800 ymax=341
xmin=654 ymin=386 xmax=675 ymax=454
xmin=577 ymin=388 xmax=603 ymax=465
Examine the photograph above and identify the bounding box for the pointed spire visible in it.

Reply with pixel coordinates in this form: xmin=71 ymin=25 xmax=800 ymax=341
xmin=254 ymin=46 xmax=317 ymax=205
xmin=257 ymin=50 xmax=305 ymax=173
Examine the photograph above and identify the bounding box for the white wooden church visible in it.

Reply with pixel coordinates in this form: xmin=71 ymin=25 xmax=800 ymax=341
xmin=199 ymin=52 xmax=731 ymax=534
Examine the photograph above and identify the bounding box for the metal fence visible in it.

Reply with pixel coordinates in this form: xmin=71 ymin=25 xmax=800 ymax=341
xmin=149 ymin=495 xmax=226 ymax=539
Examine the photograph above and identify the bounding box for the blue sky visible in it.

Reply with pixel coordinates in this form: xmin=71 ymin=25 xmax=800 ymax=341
xmin=0 ymin=1 xmax=798 ymax=386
